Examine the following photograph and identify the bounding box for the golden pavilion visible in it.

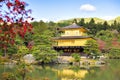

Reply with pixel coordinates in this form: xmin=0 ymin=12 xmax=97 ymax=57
xmin=53 ymin=23 xmax=94 ymax=56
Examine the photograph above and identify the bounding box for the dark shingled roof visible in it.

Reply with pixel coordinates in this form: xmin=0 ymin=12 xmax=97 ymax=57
xmin=60 ymin=23 xmax=88 ymax=31
xmin=62 ymin=23 xmax=82 ymax=29
xmin=53 ymin=36 xmax=94 ymax=40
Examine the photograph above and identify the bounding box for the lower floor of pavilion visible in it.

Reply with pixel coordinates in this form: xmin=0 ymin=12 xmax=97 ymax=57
xmin=53 ymin=46 xmax=87 ymax=56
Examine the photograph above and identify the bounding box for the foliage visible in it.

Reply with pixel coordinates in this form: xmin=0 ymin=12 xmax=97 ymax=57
xmin=7 ymin=45 xmax=18 ymax=55
xmin=1 ymin=72 xmax=16 ymax=80
xmin=0 ymin=55 xmax=9 ymax=64
xmin=12 ymin=53 xmax=34 ymax=80
xmin=32 ymin=20 xmax=48 ymax=34
xmin=96 ymin=30 xmax=114 ymax=41
xmin=84 ymin=40 xmax=100 ymax=57
xmin=0 ymin=0 xmax=33 ymax=47
xmin=71 ymin=53 xmax=80 ymax=62
xmin=16 ymin=61 xmax=32 ymax=80
xmin=96 ymin=30 xmax=120 ymax=53
xmin=33 ymin=45 xmax=57 ymax=63
xmin=17 ymin=46 xmax=29 ymax=56
xmin=30 ymin=24 xmax=58 ymax=63
xmin=108 ymin=47 xmax=120 ymax=57
xmin=0 ymin=0 xmax=33 ymax=56
xmin=78 ymin=18 xmax=85 ymax=26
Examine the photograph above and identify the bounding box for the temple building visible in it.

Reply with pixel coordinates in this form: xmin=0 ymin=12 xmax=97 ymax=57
xmin=53 ymin=23 xmax=94 ymax=56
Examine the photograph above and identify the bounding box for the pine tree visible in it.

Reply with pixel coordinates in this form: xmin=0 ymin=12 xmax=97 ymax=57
xmin=78 ymin=18 xmax=85 ymax=26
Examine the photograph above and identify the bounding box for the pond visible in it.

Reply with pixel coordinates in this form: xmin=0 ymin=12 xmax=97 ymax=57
xmin=0 ymin=60 xmax=120 ymax=80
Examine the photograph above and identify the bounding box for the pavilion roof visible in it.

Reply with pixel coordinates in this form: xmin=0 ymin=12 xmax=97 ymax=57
xmin=63 ymin=23 xmax=82 ymax=29
xmin=61 ymin=23 xmax=87 ymax=31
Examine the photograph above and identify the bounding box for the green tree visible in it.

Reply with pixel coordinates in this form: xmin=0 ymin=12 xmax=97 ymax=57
xmin=73 ymin=19 xmax=78 ymax=24
xmin=33 ymin=45 xmax=57 ymax=63
xmin=113 ymin=20 xmax=117 ymax=29
xmin=38 ymin=20 xmax=48 ymax=33
xmin=78 ymin=18 xmax=85 ymax=26
xmin=87 ymin=18 xmax=97 ymax=35
xmin=116 ymin=23 xmax=120 ymax=32
xmin=89 ymin=18 xmax=95 ymax=25
xmin=96 ymin=30 xmax=114 ymax=41
xmin=71 ymin=53 xmax=80 ymax=62
xmin=32 ymin=30 xmax=58 ymax=63
xmin=108 ymin=47 xmax=120 ymax=58
xmin=103 ymin=21 xmax=109 ymax=30
xmin=84 ymin=40 xmax=100 ymax=58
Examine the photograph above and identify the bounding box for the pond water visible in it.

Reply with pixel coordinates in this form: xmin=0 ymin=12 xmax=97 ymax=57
xmin=0 ymin=60 xmax=120 ymax=80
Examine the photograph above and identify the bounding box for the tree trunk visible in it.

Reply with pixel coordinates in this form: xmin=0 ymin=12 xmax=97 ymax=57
xmin=4 ymin=48 xmax=7 ymax=57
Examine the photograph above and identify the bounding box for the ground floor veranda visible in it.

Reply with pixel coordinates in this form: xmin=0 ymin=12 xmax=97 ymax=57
xmin=53 ymin=46 xmax=88 ymax=56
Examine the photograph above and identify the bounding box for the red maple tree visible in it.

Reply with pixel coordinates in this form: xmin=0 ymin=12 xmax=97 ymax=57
xmin=112 ymin=38 xmax=120 ymax=48
xmin=0 ymin=0 xmax=33 ymax=56
xmin=97 ymin=39 xmax=106 ymax=51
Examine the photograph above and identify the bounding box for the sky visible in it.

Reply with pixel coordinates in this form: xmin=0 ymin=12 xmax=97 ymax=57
xmin=25 ymin=0 xmax=120 ymax=22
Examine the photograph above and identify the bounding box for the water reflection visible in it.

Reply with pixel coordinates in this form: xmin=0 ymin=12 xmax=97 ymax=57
xmin=0 ymin=64 xmax=100 ymax=80
xmin=57 ymin=69 xmax=88 ymax=80
xmin=32 ymin=64 xmax=101 ymax=80
xmin=1 ymin=61 xmax=118 ymax=80
xmin=83 ymin=60 xmax=120 ymax=80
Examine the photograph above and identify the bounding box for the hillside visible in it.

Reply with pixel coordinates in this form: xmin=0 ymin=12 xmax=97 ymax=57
xmin=57 ymin=16 xmax=120 ymax=25
xmin=108 ymin=16 xmax=120 ymax=24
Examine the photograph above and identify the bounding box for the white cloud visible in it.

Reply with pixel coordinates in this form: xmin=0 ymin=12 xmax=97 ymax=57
xmin=80 ymin=4 xmax=96 ymax=12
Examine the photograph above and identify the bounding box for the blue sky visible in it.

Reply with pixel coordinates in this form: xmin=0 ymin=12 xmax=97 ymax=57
xmin=25 ymin=0 xmax=120 ymax=22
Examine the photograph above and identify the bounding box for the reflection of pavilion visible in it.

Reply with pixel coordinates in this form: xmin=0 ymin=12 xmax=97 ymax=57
xmin=57 ymin=69 xmax=88 ymax=80
xmin=53 ymin=23 xmax=94 ymax=56
xmin=35 ymin=65 xmax=88 ymax=80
